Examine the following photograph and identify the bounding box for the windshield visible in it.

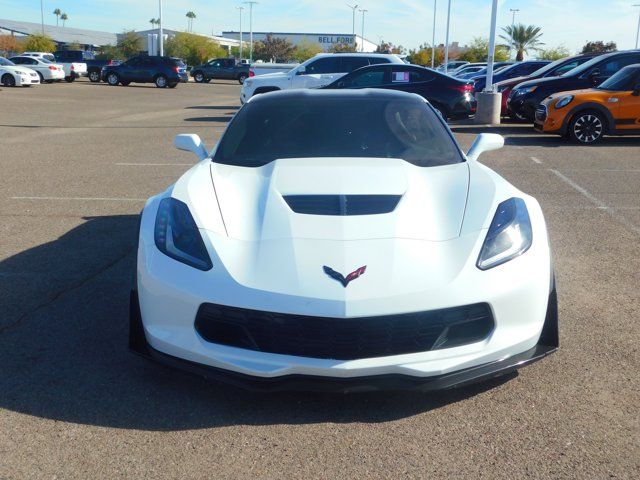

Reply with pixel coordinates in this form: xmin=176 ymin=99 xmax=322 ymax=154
xmin=41 ymin=58 xmax=52 ymax=64
xmin=597 ymin=67 xmax=640 ymax=91
xmin=214 ymin=95 xmax=463 ymax=168
xmin=561 ymin=54 xmax=606 ymax=77
xmin=0 ymin=57 xmax=15 ymax=66
xmin=529 ymin=57 xmax=570 ymax=77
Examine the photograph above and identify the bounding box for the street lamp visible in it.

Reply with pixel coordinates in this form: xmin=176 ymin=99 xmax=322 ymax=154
xmin=431 ymin=0 xmax=437 ymax=68
xmin=40 ymin=0 xmax=45 ymax=34
xmin=474 ymin=0 xmax=501 ymax=124
xmin=634 ymin=4 xmax=640 ymax=49
xmin=510 ymin=8 xmax=519 ymax=25
xmin=236 ymin=6 xmax=244 ymax=61
xmin=359 ymin=8 xmax=368 ymax=52
xmin=243 ymin=1 xmax=258 ymax=63
xmin=443 ymin=0 xmax=451 ymax=74
xmin=347 ymin=4 xmax=359 ymax=41
xmin=159 ymin=0 xmax=163 ymax=56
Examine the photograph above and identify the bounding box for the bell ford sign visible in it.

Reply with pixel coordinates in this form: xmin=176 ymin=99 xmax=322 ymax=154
xmin=318 ymin=36 xmax=354 ymax=44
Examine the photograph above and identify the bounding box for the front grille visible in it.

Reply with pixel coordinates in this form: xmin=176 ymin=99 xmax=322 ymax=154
xmin=283 ymin=195 xmax=401 ymax=216
xmin=535 ymin=105 xmax=547 ymax=122
xmin=194 ymin=303 xmax=494 ymax=360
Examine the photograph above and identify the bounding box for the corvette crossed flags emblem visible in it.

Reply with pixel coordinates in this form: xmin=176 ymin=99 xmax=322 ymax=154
xmin=323 ymin=265 xmax=367 ymax=288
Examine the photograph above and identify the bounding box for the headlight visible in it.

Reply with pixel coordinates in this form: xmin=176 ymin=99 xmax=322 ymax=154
xmin=477 ymin=198 xmax=532 ymax=270
xmin=554 ymin=95 xmax=574 ymax=109
xmin=154 ymin=197 xmax=212 ymax=271
xmin=514 ymin=86 xmax=537 ymax=96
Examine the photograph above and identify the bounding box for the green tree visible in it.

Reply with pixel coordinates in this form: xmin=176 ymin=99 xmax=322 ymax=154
xmin=115 ymin=30 xmax=143 ymax=59
xmin=23 ymin=33 xmax=56 ymax=53
xmin=253 ymin=35 xmax=295 ymax=62
xmin=328 ymin=43 xmax=357 ymax=53
xmin=375 ymin=40 xmax=405 ymax=55
xmin=165 ymin=32 xmax=226 ymax=66
xmin=499 ymin=24 xmax=543 ymax=61
xmin=457 ymin=37 xmax=509 ymax=62
xmin=53 ymin=8 xmax=61 ymax=27
xmin=407 ymin=43 xmax=443 ymax=66
xmin=539 ymin=45 xmax=571 ymax=61
xmin=60 ymin=13 xmax=68 ymax=27
xmin=291 ymin=40 xmax=323 ymax=62
xmin=581 ymin=41 xmax=617 ymax=54
xmin=186 ymin=11 xmax=196 ymax=32
xmin=0 ymin=35 xmax=24 ymax=55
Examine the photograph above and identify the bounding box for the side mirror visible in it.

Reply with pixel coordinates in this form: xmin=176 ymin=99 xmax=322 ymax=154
xmin=632 ymin=83 xmax=640 ymax=96
xmin=296 ymin=66 xmax=306 ymax=75
xmin=174 ymin=134 xmax=208 ymax=161
xmin=466 ymin=133 xmax=504 ymax=161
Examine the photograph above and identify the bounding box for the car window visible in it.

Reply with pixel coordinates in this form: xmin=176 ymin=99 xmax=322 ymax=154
xmin=367 ymin=56 xmax=391 ymax=66
xmin=340 ymin=57 xmax=370 ymax=72
xmin=0 ymin=57 xmax=15 ymax=66
xmin=126 ymin=57 xmax=142 ymax=67
xmin=552 ymin=60 xmax=580 ymax=76
xmin=209 ymin=60 xmax=223 ymax=67
xmin=141 ymin=57 xmax=155 ymax=66
xmin=344 ymin=69 xmax=386 ymax=87
xmin=214 ymin=95 xmax=463 ymax=168
xmin=390 ymin=68 xmax=434 ymax=83
xmin=9 ymin=57 xmax=23 ymax=64
xmin=595 ymin=55 xmax=640 ymax=76
xmin=597 ymin=67 xmax=640 ymax=91
xmin=306 ymin=57 xmax=341 ymax=74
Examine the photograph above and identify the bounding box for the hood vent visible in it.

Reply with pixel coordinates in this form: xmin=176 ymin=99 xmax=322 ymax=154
xmin=283 ymin=194 xmax=401 ymax=216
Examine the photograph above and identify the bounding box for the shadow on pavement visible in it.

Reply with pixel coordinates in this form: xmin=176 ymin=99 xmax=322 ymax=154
xmin=0 ymin=215 xmax=517 ymax=431
xmin=185 ymin=105 xmax=239 ymax=110
xmin=184 ymin=116 xmax=232 ymax=122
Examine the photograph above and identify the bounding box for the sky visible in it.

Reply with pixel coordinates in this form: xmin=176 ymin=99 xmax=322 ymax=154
xmin=1 ymin=0 xmax=638 ymax=53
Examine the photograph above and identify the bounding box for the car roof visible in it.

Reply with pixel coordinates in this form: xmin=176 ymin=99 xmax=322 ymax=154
xmin=249 ymin=88 xmax=424 ymax=104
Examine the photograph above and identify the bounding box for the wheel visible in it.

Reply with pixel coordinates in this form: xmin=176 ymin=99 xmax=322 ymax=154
xmin=155 ymin=75 xmax=168 ymax=88
xmin=568 ymin=110 xmax=606 ymax=144
xmin=37 ymin=72 xmax=44 ymax=83
xmin=121 ymin=81 xmax=130 ymax=86
xmin=88 ymin=70 xmax=101 ymax=82
xmin=238 ymin=72 xmax=248 ymax=84
xmin=203 ymin=78 xmax=211 ymax=83
xmin=193 ymin=71 xmax=205 ymax=83
xmin=106 ymin=72 xmax=120 ymax=86
xmin=1 ymin=73 xmax=16 ymax=87
xmin=65 ymin=76 xmax=75 ymax=83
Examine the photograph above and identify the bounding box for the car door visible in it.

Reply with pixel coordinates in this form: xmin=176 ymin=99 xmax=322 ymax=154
xmin=119 ymin=57 xmax=140 ymax=81
xmin=334 ymin=66 xmax=388 ymax=89
xmin=385 ymin=67 xmax=436 ymax=98
xmin=615 ymin=71 xmax=640 ymax=131
xmin=24 ymin=57 xmax=43 ymax=75
xmin=291 ymin=56 xmax=342 ymax=89
xmin=205 ymin=59 xmax=223 ymax=78
xmin=139 ymin=57 xmax=156 ymax=82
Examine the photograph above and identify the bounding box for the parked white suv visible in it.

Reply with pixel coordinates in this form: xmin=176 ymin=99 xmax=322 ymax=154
xmin=240 ymin=53 xmax=405 ymax=103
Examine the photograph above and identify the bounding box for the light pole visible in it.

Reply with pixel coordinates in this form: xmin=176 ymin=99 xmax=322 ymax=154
xmin=40 ymin=0 xmax=45 ymax=34
xmin=158 ymin=0 xmax=163 ymax=56
xmin=359 ymin=8 xmax=368 ymax=52
xmin=347 ymin=4 xmax=359 ymax=48
xmin=236 ymin=6 xmax=244 ymax=61
xmin=634 ymin=4 xmax=640 ymax=49
xmin=474 ymin=0 xmax=500 ymax=124
xmin=443 ymin=0 xmax=451 ymax=74
xmin=510 ymin=8 xmax=519 ymax=25
xmin=431 ymin=0 xmax=437 ymax=68
xmin=243 ymin=1 xmax=258 ymax=63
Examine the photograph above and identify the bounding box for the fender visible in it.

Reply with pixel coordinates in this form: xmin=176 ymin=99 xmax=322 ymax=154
xmin=559 ymin=101 xmax=616 ymax=135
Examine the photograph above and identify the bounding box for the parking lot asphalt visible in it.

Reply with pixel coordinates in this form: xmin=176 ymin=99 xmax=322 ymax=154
xmin=0 ymin=79 xmax=638 ymax=479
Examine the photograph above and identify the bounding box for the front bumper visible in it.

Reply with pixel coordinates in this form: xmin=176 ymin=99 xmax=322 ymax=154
xmin=16 ymin=74 xmax=40 ymax=86
xmin=130 ymin=287 xmax=558 ymax=392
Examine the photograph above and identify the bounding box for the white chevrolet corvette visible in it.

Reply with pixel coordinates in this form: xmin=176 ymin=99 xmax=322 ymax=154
xmin=130 ymin=89 xmax=558 ymax=392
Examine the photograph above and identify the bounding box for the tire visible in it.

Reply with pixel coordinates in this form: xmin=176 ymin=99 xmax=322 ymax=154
xmin=238 ymin=72 xmax=248 ymax=84
xmin=106 ymin=72 xmax=120 ymax=86
xmin=203 ymin=78 xmax=211 ymax=83
xmin=154 ymin=74 xmax=168 ymax=88
xmin=88 ymin=70 xmax=101 ymax=82
xmin=1 ymin=73 xmax=16 ymax=87
xmin=568 ymin=110 xmax=606 ymax=145
xmin=168 ymin=83 xmax=178 ymax=88
xmin=65 ymin=76 xmax=75 ymax=83
xmin=193 ymin=71 xmax=205 ymax=83
xmin=37 ymin=72 xmax=44 ymax=83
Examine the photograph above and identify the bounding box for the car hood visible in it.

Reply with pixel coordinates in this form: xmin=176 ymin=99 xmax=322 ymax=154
xmin=208 ymin=158 xmax=470 ymax=242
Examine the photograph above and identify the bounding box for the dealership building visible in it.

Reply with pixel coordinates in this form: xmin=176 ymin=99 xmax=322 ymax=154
xmin=221 ymin=31 xmax=377 ymax=53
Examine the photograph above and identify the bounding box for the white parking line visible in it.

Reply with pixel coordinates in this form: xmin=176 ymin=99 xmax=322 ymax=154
xmin=115 ymin=163 xmax=192 ymax=166
xmin=550 ymin=169 xmax=640 ymax=236
xmin=11 ymin=196 xmax=146 ymax=202
xmin=530 ymin=156 xmax=543 ymax=164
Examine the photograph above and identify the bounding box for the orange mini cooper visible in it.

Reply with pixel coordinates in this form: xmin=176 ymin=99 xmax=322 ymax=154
xmin=535 ymin=64 xmax=640 ymax=144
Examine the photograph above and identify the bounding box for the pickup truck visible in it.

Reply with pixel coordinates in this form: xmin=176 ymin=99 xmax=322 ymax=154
xmin=190 ymin=58 xmax=251 ymax=84
xmin=22 ymin=51 xmax=87 ymax=82
xmin=54 ymin=50 xmax=119 ymax=82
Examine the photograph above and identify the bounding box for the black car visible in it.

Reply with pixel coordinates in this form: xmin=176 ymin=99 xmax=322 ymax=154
xmin=472 ymin=60 xmax=550 ymax=92
xmin=101 ymin=55 xmax=188 ymax=88
xmin=324 ymin=64 xmax=476 ymax=119
xmin=507 ymin=49 xmax=640 ymax=121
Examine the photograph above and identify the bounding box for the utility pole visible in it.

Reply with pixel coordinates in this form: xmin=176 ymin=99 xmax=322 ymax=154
xmin=359 ymin=8 xmax=367 ymax=52
xmin=443 ymin=0 xmax=451 ymax=74
xmin=634 ymin=4 xmax=640 ymax=49
xmin=347 ymin=4 xmax=359 ymax=49
xmin=474 ymin=0 xmax=500 ymax=124
xmin=243 ymin=1 xmax=258 ymax=63
xmin=40 ymin=0 xmax=45 ymax=34
xmin=510 ymin=8 xmax=519 ymax=25
xmin=237 ymin=6 xmax=244 ymax=61
xmin=158 ymin=0 xmax=164 ymax=56
xmin=431 ymin=0 xmax=437 ymax=68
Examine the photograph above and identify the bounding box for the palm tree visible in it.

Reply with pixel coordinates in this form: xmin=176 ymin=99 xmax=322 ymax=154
xmin=53 ymin=8 xmax=61 ymax=27
xmin=60 ymin=12 xmax=68 ymax=27
xmin=186 ymin=11 xmax=196 ymax=32
xmin=149 ymin=18 xmax=159 ymax=28
xmin=499 ymin=24 xmax=544 ymax=61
